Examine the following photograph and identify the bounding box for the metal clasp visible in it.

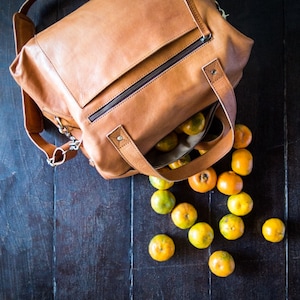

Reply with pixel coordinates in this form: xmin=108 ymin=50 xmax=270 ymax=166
xmin=47 ymin=147 xmax=67 ymax=167
xmin=200 ymin=33 xmax=212 ymax=43
xmin=46 ymin=117 xmax=82 ymax=167
xmin=215 ymin=1 xmax=229 ymax=19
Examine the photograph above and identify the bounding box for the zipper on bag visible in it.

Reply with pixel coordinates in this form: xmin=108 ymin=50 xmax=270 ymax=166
xmin=88 ymin=34 xmax=212 ymax=122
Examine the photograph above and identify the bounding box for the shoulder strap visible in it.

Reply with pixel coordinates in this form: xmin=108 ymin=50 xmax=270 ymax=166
xmin=18 ymin=0 xmax=37 ymax=14
xmin=12 ymin=2 xmax=78 ymax=166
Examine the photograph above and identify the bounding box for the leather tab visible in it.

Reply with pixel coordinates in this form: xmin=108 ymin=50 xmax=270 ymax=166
xmin=107 ymin=125 xmax=160 ymax=176
xmin=184 ymin=0 xmax=211 ymax=37
xmin=107 ymin=125 xmax=131 ymax=150
xmin=203 ymin=59 xmax=236 ymax=126
xmin=203 ymin=59 xmax=224 ymax=84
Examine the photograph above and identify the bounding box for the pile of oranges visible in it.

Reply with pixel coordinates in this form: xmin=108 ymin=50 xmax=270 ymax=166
xmin=147 ymin=124 xmax=285 ymax=277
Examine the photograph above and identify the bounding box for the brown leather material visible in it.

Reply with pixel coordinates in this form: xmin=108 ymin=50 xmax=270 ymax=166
xmin=12 ymin=11 xmax=78 ymax=165
xmin=12 ymin=13 xmax=35 ymax=54
xmin=107 ymin=59 xmax=235 ymax=181
xmin=19 ymin=0 xmax=37 ymax=15
xmin=9 ymin=0 xmax=253 ymax=180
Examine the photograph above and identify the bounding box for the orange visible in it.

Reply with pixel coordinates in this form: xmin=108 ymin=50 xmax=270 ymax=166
xmin=150 ymin=190 xmax=176 ymax=214
xmin=168 ymin=154 xmax=191 ymax=169
xmin=219 ymin=214 xmax=245 ymax=240
xmin=155 ymin=131 xmax=178 ymax=152
xmin=198 ymin=149 xmax=208 ymax=155
xmin=227 ymin=192 xmax=253 ymax=216
xmin=233 ymin=124 xmax=252 ymax=149
xmin=171 ymin=202 xmax=198 ymax=229
xmin=177 ymin=111 xmax=206 ymax=135
xmin=148 ymin=234 xmax=175 ymax=262
xmin=149 ymin=175 xmax=174 ymax=190
xmin=231 ymin=148 xmax=253 ymax=176
xmin=262 ymin=218 xmax=285 ymax=243
xmin=188 ymin=222 xmax=214 ymax=249
xmin=216 ymin=171 xmax=243 ymax=195
xmin=188 ymin=167 xmax=217 ymax=193
xmin=208 ymin=250 xmax=235 ymax=277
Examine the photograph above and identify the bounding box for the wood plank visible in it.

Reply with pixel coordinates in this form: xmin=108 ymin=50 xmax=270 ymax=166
xmin=32 ymin=1 xmax=132 ymax=298
xmin=131 ymin=0 xmax=288 ymax=298
xmin=54 ymin=151 xmax=132 ymax=299
xmin=285 ymin=0 xmax=300 ymax=298
xmin=208 ymin=0 xmax=288 ymax=298
xmin=0 ymin=2 xmax=54 ymax=298
xmin=132 ymin=176 xmax=211 ymax=299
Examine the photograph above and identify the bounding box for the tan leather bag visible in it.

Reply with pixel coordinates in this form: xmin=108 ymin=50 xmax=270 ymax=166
xmin=10 ymin=0 xmax=253 ymax=181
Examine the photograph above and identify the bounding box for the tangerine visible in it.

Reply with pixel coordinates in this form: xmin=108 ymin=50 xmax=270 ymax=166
xmin=188 ymin=222 xmax=214 ymax=249
xmin=149 ymin=176 xmax=174 ymax=190
xmin=208 ymin=250 xmax=235 ymax=277
xmin=219 ymin=214 xmax=245 ymax=240
xmin=188 ymin=167 xmax=217 ymax=193
xmin=148 ymin=234 xmax=175 ymax=262
xmin=155 ymin=131 xmax=178 ymax=152
xmin=171 ymin=202 xmax=198 ymax=229
xmin=227 ymin=192 xmax=253 ymax=216
xmin=231 ymin=148 xmax=253 ymax=176
xmin=168 ymin=154 xmax=191 ymax=169
xmin=150 ymin=190 xmax=176 ymax=214
xmin=178 ymin=111 xmax=206 ymax=135
xmin=216 ymin=171 xmax=243 ymax=195
xmin=262 ymin=218 xmax=285 ymax=243
xmin=233 ymin=124 xmax=252 ymax=149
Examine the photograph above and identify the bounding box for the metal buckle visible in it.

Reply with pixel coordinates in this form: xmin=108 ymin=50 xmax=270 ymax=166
xmin=47 ymin=147 xmax=67 ymax=167
xmin=215 ymin=1 xmax=229 ymax=19
xmin=46 ymin=117 xmax=82 ymax=167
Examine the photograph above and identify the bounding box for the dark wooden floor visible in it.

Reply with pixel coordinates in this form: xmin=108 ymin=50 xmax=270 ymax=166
xmin=1 ymin=0 xmax=300 ymax=299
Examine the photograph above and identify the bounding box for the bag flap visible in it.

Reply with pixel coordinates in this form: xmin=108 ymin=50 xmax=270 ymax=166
xmin=33 ymin=0 xmax=197 ymax=107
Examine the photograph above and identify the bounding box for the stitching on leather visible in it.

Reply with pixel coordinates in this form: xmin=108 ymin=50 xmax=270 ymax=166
xmin=89 ymin=36 xmax=212 ymax=126
xmin=88 ymin=32 xmax=200 ymax=124
xmin=83 ymin=24 xmax=197 ymax=108
xmin=185 ymin=0 xmax=208 ymax=36
xmin=34 ymin=37 xmax=77 ymax=103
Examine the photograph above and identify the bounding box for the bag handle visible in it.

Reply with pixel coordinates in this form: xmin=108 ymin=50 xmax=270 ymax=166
xmin=108 ymin=59 xmax=236 ymax=182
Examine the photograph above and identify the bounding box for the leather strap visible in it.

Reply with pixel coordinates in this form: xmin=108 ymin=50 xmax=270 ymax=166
xmin=13 ymin=8 xmax=77 ymax=165
xmin=184 ymin=0 xmax=211 ymax=38
xmin=18 ymin=0 xmax=37 ymax=14
xmin=108 ymin=59 xmax=236 ymax=181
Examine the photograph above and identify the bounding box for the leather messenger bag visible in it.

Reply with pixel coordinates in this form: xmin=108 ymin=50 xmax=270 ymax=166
xmin=10 ymin=0 xmax=253 ymax=181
